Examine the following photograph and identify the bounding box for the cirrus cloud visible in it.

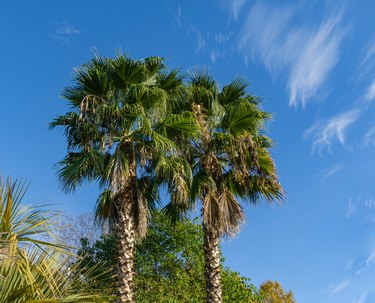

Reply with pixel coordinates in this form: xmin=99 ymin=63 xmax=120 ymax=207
xmin=304 ymin=109 xmax=361 ymax=154
xmin=237 ymin=2 xmax=346 ymax=107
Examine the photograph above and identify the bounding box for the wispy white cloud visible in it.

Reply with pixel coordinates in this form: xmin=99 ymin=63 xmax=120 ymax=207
xmin=167 ymin=5 xmax=206 ymax=53
xmin=188 ymin=25 xmax=206 ymax=53
xmin=210 ymin=32 xmax=234 ymax=63
xmin=51 ymin=22 xmax=81 ymax=46
xmin=358 ymin=39 xmax=375 ymax=104
xmin=318 ymin=163 xmax=344 ymax=181
xmin=168 ymin=4 xmax=235 ymax=63
xmin=352 ymin=292 xmax=367 ymax=303
xmin=352 ymin=248 xmax=375 ymax=276
xmin=359 ymin=40 xmax=375 ymax=78
xmin=238 ymin=3 xmax=294 ymax=70
xmin=214 ymin=32 xmax=234 ymax=44
xmin=223 ymin=0 xmax=246 ymax=21
xmin=55 ymin=24 xmax=80 ymax=35
xmin=363 ymin=126 xmax=375 ymax=147
xmin=346 ymin=199 xmax=357 ymax=218
xmin=327 ymin=279 xmax=351 ymax=296
xmin=210 ymin=49 xmax=222 ymax=64
xmin=210 ymin=44 xmax=232 ymax=63
xmin=345 ymin=196 xmax=375 ymax=225
xmin=167 ymin=4 xmax=182 ymax=28
xmin=305 ymin=109 xmax=361 ymax=153
xmin=364 ymin=198 xmax=375 ymax=208
xmin=365 ymin=250 xmax=375 ymax=267
xmin=366 ymin=80 xmax=375 ymax=101
xmin=289 ymin=17 xmax=344 ymax=107
xmin=238 ymin=3 xmax=346 ymax=107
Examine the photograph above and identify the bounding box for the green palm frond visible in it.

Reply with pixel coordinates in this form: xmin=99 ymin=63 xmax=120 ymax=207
xmin=157 ymin=69 xmax=188 ymax=114
xmin=156 ymin=155 xmax=192 ymax=194
xmin=158 ymin=112 xmax=199 ymax=139
xmin=49 ymin=112 xmax=81 ymax=131
xmin=0 ymin=247 xmax=113 ymax=303
xmin=134 ymin=119 xmax=176 ymax=154
xmin=62 ymin=59 xmax=111 ymax=108
xmin=157 ymin=69 xmax=184 ymax=94
xmin=135 ymin=176 xmax=159 ymax=213
xmin=0 ymin=178 xmax=113 ymax=303
xmin=95 ymin=188 xmax=116 ymax=225
xmin=144 ymin=56 xmax=165 ymax=76
xmin=163 ymin=201 xmax=191 ymax=224
xmin=156 ymin=154 xmax=194 ymax=223
xmin=188 ymin=67 xmax=217 ymax=91
xmin=221 ymin=101 xmax=270 ymax=137
xmin=219 ymin=77 xmax=248 ymax=106
xmin=190 ymin=170 xmax=217 ymax=203
xmin=57 ymin=150 xmax=108 ymax=193
xmin=126 ymin=84 xmax=165 ymax=107
xmin=188 ymin=85 xmax=217 ymax=112
xmin=110 ymin=55 xmax=149 ymax=89
xmin=0 ymin=179 xmax=57 ymax=252
xmin=50 ymin=112 xmax=105 ymax=151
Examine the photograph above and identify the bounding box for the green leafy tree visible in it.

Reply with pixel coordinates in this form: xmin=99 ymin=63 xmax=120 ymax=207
xmin=51 ymin=54 xmax=196 ymax=302
xmin=258 ymin=281 xmax=296 ymax=303
xmin=182 ymin=71 xmax=284 ymax=303
xmin=76 ymin=211 xmax=259 ymax=302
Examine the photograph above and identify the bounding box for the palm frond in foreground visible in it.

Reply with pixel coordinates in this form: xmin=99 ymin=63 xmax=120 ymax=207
xmin=0 ymin=177 xmax=113 ymax=303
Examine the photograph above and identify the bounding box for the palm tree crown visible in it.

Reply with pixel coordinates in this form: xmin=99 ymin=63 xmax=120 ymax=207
xmin=186 ymin=71 xmax=283 ymax=235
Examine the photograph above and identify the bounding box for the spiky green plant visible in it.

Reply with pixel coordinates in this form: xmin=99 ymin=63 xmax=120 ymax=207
xmin=0 ymin=177 xmax=112 ymax=303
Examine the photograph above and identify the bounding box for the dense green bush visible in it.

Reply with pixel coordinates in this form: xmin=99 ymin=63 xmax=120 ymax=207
xmin=76 ymin=211 xmax=294 ymax=302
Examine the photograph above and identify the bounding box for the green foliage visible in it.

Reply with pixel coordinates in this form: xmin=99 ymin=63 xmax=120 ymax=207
xmin=77 ymin=211 xmax=259 ymax=302
xmin=222 ymin=271 xmax=260 ymax=302
xmin=0 ymin=177 xmax=112 ymax=303
xmin=258 ymin=281 xmax=296 ymax=303
xmin=0 ymin=178 xmax=55 ymax=252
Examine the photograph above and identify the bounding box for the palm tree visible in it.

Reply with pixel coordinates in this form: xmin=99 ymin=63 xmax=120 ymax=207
xmin=50 ymin=53 xmax=196 ymax=303
xmin=184 ymin=71 xmax=284 ymax=303
xmin=0 ymin=177 xmax=112 ymax=303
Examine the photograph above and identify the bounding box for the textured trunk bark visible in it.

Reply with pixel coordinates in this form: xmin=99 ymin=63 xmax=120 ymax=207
xmin=203 ymin=225 xmax=222 ymax=303
xmin=116 ymin=201 xmax=136 ymax=303
xmin=116 ymin=142 xmax=137 ymax=303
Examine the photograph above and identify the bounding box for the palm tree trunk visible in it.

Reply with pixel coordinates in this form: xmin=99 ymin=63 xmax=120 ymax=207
xmin=203 ymin=224 xmax=222 ymax=303
xmin=116 ymin=200 xmax=136 ymax=303
xmin=116 ymin=143 xmax=137 ymax=303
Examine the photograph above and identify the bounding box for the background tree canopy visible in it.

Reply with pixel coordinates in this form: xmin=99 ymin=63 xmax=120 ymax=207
xmin=73 ymin=211 xmax=295 ymax=303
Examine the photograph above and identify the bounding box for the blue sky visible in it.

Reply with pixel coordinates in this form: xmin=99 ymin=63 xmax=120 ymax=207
xmin=1 ymin=1 xmax=375 ymax=302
